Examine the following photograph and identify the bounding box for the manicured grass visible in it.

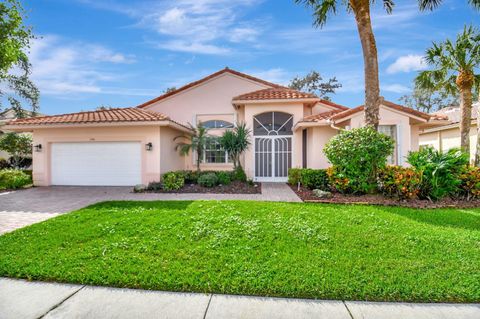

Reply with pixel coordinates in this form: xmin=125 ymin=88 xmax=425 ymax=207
xmin=0 ymin=201 xmax=479 ymax=302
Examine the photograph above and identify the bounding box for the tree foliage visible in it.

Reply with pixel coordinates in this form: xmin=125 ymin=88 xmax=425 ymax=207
xmin=288 ymin=71 xmax=341 ymax=100
xmin=0 ymin=0 xmax=39 ymax=117
xmin=0 ymin=132 xmax=32 ymax=169
xmin=399 ymin=86 xmax=456 ymax=113
xmin=220 ymin=122 xmax=251 ymax=169
xmin=174 ymin=123 xmax=209 ymax=172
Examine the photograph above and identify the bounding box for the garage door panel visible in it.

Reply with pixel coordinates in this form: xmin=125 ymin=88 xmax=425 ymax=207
xmin=51 ymin=142 xmax=142 ymax=186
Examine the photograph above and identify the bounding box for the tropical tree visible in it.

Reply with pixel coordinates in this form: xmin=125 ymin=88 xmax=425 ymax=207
xmin=288 ymin=70 xmax=342 ymax=100
xmin=294 ymin=0 xmax=480 ymax=129
xmin=0 ymin=132 xmax=32 ymax=169
xmin=220 ymin=122 xmax=251 ymax=170
xmin=174 ymin=122 xmax=209 ymax=172
xmin=0 ymin=0 xmax=39 ymax=117
xmin=415 ymin=26 xmax=480 ymax=159
xmin=399 ymin=85 xmax=456 ymax=113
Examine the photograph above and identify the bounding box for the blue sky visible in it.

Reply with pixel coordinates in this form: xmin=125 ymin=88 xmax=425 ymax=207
xmin=24 ymin=0 xmax=479 ymax=115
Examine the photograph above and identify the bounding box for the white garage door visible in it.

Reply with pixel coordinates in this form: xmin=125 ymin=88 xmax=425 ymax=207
xmin=51 ymin=142 xmax=142 ymax=186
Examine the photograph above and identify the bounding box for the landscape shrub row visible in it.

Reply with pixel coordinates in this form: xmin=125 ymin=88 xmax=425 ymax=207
xmin=0 ymin=169 xmax=32 ymax=190
xmin=289 ymin=126 xmax=480 ymax=201
xmin=151 ymin=167 xmax=248 ymax=191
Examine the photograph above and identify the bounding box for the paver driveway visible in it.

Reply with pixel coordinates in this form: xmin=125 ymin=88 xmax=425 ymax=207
xmin=0 ymin=184 xmax=300 ymax=234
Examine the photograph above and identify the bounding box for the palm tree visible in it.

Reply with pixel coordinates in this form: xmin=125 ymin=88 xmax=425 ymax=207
xmin=174 ymin=122 xmax=209 ymax=172
xmin=220 ymin=122 xmax=251 ymax=170
xmin=295 ymin=0 xmax=480 ymax=130
xmin=416 ymin=26 xmax=480 ymax=160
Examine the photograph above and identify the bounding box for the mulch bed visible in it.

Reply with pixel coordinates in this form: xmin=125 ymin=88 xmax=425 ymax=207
xmin=290 ymin=184 xmax=480 ymax=209
xmin=145 ymin=181 xmax=261 ymax=194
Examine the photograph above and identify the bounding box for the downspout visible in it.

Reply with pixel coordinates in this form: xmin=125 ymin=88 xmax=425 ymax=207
xmin=328 ymin=119 xmax=343 ymax=131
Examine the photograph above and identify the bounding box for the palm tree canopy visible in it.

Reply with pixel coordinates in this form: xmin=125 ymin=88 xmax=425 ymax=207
xmin=419 ymin=0 xmax=480 ymax=11
xmin=416 ymin=25 xmax=480 ymax=94
xmin=296 ymin=0 xmax=479 ymax=28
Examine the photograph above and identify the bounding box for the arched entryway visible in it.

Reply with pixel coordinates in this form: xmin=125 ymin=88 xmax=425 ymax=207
xmin=253 ymin=112 xmax=293 ymax=182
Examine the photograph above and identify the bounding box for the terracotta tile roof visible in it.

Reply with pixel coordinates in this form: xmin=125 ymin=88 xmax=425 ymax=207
xmin=137 ymin=67 xmax=283 ymax=109
xmin=8 ymin=107 xmax=170 ymax=126
xmin=329 ymin=100 xmax=443 ymax=122
xmin=302 ymin=110 xmax=342 ymax=122
xmin=318 ymin=99 xmax=349 ymax=110
xmin=232 ymin=87 xmax=317 ymax=101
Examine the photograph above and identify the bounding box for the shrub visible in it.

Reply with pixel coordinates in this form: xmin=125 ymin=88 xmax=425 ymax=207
xmin=0 ymin=169 xmax=32 ymax=189
xmin=407 ymin=147 xmax=468 ymax=200
xmin=326 ymin=166 xmax=354 ymax=194
xmin=162 ymin=172 xmax=185 ymax=191
xmin=288 ymin=168 xmax=302 ymax=186
xmin=288 ymin=168 xmax=329 ymax=190
xmin=378 ymin=166 xmax=422 ymax=200
xmin=0 ymin=158 xmax=11 ymax=169
xmin=147 ymin=181 xmax=162 ymax=191
xmin=216 ymin=171 xmax=231 ymax=185
xmin=181 ymin=170 xmax=200 ymax=184
xmin=459 ymin=166 xmax=480 ymax=200
xmin=324 ymin=127 xmax=395 ymax=194
xmin=198 ymin=173 xmax=218 ymax=187
xmin=231 ymin=166 xmax=247 ymax=182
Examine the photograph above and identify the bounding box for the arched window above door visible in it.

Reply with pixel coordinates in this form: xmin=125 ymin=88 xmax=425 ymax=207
xmin=253 ymin=112 xmax=293 ymax=136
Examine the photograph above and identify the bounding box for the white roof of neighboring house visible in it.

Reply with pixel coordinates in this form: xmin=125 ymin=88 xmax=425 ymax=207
xmin=433 ymin=103 xmax=479 ymax=124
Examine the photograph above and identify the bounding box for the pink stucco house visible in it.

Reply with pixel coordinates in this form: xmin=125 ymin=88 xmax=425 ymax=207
xmin=5 ymin=68 xmax=448 ymax=186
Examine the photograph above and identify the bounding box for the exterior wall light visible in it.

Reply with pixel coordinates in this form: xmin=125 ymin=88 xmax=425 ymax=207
xmin=145 ymin=142 xmax=153 ymax=151
xmin=34 ymin=144 xmax=42 ymax=152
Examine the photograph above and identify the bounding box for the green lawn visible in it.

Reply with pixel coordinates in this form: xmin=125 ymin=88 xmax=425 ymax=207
xmin=0 ymin=201 xmax=479 ymax=302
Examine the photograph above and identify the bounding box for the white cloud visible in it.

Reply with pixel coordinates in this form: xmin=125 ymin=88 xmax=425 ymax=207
xmin=158 ymin=40 xmax=230 ymax=55
xmin=383 ymin=83 xmax=411 ymax=94
xmin=229 ymin=27 xmax=259 ymax=43
xmin=386 ymin=54 xmax=427 ymax=74
xmin=28 ymin=35 xmax=149 ymax=96
xmin=248 ymin=68 xmax=291 ymax=86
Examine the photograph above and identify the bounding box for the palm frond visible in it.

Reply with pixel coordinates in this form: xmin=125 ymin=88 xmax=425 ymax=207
xmin=418 ymin=0 xmax=444 ymax=11
xmin=294 ymin=0 xmax=338 ymax=28
xmin=469 ymin=0 xmax=480 ymax=10
xmin=382 ymin=0 xmax=395 ymax=14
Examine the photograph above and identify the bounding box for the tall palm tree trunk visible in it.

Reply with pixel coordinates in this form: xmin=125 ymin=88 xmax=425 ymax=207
xmin=351 ymin=0 xmax=380 ymax=129
xmin=457 ymin=71 xmax=474 ymax=159
xmin=475 ymin=102 xmax=480 ymax=166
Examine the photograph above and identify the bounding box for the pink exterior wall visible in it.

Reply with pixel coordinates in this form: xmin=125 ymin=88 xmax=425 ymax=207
xmin=305 ymin=126 xmax=338 ymax=169
xmin=144 ymin=73 xmax=269 ymax=126
xmin=31 ymin=125 xmax=183 ymax=186
xmin=348 ymin=105 xmax=416 ymax=165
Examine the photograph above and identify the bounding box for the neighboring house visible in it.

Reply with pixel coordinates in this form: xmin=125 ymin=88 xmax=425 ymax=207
xmin=419 ymin=102 xmax=480 ymax=161
xmin=5 ymin=68 xmax=447 ymax=186
xmin=0 ymin=108 xmax=40 ymax=160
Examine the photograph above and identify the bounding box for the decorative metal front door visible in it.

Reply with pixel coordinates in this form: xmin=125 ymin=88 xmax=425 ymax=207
xmin=254 ymin=136 xmax=292 ymax=182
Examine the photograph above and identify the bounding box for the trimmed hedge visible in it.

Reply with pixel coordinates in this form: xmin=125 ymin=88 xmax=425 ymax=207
xmin=162 ymin=172 xmax=185 ymax=191
xmin=198 ymin=173 xmax=218 ymax=187
xmin=288 ymin=168 xmax=329 ymax=191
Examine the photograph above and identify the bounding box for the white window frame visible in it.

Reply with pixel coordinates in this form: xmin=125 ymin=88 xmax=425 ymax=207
xmin=201 ymin=137 xmax=231 ymax=164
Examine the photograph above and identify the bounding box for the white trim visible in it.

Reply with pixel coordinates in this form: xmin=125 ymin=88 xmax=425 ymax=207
xmin=253 ymin=135 xmax=292 ymax=182
xmin=397 ymin=124 xmax=403 ymax=165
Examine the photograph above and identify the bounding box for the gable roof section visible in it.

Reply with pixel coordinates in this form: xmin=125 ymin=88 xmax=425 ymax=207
xmin=232 ymin=87 xmax=317 ymax=101
xmin=329 ymin=100 xmax=446 ymax=122
xmin=137 ymin=67 xmax=283 ymax=109
xmin=301 ymin=110 xmax=342 ymax=123
xmin=8 ymin=107 xmax=171 ymax=125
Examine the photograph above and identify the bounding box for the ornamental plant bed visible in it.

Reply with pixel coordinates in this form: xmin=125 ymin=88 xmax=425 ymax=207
xmin=147 ymin=180 xmax=261 ymax=194
xmin=290 ymin=184 xmax=480 ymax=209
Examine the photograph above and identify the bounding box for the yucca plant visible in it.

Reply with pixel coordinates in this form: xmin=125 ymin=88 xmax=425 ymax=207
xmin=220 ymin=122 xmax=251 ymax=170
xmin=407 ymin=147 xmax=469 ymax=200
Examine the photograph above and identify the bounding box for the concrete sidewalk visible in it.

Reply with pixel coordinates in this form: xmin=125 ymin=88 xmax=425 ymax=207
xmin=1 ymin=278 xmax=479 ymax=319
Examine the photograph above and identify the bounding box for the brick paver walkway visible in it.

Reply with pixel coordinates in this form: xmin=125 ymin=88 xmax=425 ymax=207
xmin=0 ymin=183 xmax=300 ymax=234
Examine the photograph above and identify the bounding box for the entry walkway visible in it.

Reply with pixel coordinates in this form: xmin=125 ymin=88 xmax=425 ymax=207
xmin=0 ymin=183 xmax=301 ymax=234
xmin=1 ymin=278 xmax=478 ymax=319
